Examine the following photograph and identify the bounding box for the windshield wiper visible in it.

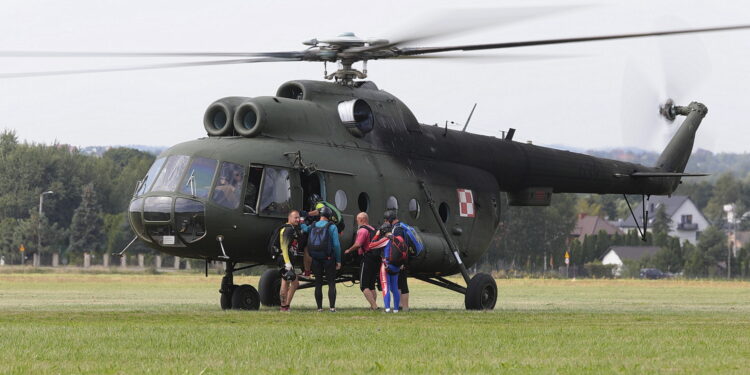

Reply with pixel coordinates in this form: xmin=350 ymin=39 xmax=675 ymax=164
xmin=185 ymin=170 xmax=196 ymax=196
xmin=135 ymin=175 xmax=148 ymax=196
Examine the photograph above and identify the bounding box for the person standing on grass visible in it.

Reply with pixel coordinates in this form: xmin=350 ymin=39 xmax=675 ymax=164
xmin=278 ymin=210 xmax=304 ymax=312
xmin=384 ymin=210 xmax=412 ymax=311
xmin=344 ymin=212 xmax=378 ymax=310
xmin=378 ymin=226 xmax=405 ymax=313
xmin=307 ymin=206 xmax=341 ymax=312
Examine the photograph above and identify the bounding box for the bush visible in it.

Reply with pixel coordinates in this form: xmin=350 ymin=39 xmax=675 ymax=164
xmin=584 ymin=261 xmax=616 ymax=278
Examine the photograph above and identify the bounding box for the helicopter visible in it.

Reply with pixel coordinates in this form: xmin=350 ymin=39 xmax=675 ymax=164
xmin=4 ymin=11 xmax=749 ymax=310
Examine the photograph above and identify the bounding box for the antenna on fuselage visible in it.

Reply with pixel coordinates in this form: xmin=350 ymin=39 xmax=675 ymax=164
xmin=461 ymin=103 xmax=477 ymax=132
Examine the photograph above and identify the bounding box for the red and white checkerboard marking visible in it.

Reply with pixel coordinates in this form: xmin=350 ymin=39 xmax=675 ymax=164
xmin=457 ymin=189 xmax=475 ymax=218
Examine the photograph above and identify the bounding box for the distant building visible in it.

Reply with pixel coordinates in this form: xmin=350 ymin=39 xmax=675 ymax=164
xmin=601 ymin=246 xmax=661 ymax=276
xmin=618 ymin=195 xmax=709 ymax=245
xmin=572 ymin=214 xmax=622 ymax=239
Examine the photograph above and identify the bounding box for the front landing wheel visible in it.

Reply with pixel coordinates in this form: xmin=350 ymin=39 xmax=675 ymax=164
xmin=231 ymin=284 xmax=261 ymax=310
xmin=465 ymin=273 xmax=497 ymax=310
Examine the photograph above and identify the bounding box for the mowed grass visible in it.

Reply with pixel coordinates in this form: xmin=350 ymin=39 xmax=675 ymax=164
xmin=1 ymin=272 xmax=749 ymax=374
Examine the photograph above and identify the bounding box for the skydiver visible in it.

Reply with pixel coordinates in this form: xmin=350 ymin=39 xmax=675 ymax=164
xmin=344 ymin=212 xmax=378 ymax=310
xmin=277 ymin=210 xmax=305 ymax=312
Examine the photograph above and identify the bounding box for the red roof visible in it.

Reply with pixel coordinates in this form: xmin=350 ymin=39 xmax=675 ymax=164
xmin=572 ymin=214 xmax=622 ymax=237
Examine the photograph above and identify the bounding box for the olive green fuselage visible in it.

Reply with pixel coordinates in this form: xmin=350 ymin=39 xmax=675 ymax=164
xmin=128 ymin=80 xmax=704 ymax=277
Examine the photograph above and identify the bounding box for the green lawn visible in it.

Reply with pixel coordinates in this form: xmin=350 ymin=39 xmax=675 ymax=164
xmin=0 ymin=272 xmax=749 ymax=374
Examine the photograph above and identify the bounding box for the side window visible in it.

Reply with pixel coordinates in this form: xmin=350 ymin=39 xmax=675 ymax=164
xmin=387 ymin=196 xmax=398 ymax=210
xmin=335 ymin=190 xmax=348 ymax=211
xmin=211 ymin=162 xmax=246 ymax=209
xmin=258 ymin=167 xmax=292 ymax=217
xmin=180 ymin=157 xmax=218 ymax=199
xmin=243 ymin=167 xmax=263 ymax=214
xmin=408 ymin=198 xmax=420 ymax=219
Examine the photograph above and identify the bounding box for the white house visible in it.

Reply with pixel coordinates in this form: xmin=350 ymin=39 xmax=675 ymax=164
xmin=602 ymin=246 xmax=661 ymax=276
xmin=618 ymin=195 xmax=709 ymax=245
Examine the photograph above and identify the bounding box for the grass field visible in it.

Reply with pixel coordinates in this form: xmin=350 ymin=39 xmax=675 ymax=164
xmin=1 ymin=271 xmax=749 ymax=374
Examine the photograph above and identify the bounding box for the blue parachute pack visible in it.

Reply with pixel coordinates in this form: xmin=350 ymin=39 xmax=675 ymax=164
xmin=394 ymin=222 xmax=424 ymax=258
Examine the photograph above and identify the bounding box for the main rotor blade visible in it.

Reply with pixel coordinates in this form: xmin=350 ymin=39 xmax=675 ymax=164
xmin=393 ymin=53 xmax=574 ymax=63
xmin=399 ymin=24 xmax=750 ymax=56
xmin=0 ymin=57 xmax=298 ymax=79
xmin=0 ymin=51 xmax=304 ymax=58
xmin=349 ymin=5 xmax=581 ymax=54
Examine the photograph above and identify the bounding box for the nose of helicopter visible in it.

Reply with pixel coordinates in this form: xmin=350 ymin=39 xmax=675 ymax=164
xmin=129 ymin=196 xmax=207 ymax=248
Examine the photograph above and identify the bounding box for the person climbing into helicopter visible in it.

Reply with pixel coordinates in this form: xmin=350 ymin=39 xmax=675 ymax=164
xmin=300 ymin=193 xmax=344 ymax=276
xmin=307 ymin=206 xmax=341 ymax=312
xmin=344 ymin=212 xmax=378 ymax=310
xmin=304 ymin=194 xmax=344 ymax=232
xmin=277 ymin=210 xmax=306 ymax=312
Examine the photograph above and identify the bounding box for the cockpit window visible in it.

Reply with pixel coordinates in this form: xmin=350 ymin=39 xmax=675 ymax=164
xmin=151 ymin=155 xmax=190 ymax=193
xmin=211 ymin=162 xmax=246 ymax=209
xmin=135 ymin=157 xmax=165 ymax=197
xmin=180 ymin=157 xmax=218 ymax=199
xmin=258 ymin=167 xmax=291 ymax=217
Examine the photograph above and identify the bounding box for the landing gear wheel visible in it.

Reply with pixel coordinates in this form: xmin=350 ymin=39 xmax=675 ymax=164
xmin=259 ymin=268 xmax=282 ymax=307
xmin=465 ymin=273 xmax=497 ymax=310
xmin=231 ymin=284 xmax=261 ymax=310
xmin=220 ymin=284 xmax=237 ymax=310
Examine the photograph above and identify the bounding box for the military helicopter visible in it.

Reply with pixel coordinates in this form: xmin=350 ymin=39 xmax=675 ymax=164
xmin=4 ymin=12 xmax=749 ymax=310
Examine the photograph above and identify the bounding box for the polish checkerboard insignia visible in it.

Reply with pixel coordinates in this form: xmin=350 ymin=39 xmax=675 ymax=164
xmin=457 ymin=189 xmax=475 ymax=218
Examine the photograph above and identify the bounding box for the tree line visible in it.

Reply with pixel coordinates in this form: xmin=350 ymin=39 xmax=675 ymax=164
xmin=0 ymin=130 xmax=154 ymax=264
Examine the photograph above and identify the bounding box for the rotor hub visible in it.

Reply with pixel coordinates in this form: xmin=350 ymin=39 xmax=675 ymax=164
xmin=659 ymin=99 xmax=677 ymax=122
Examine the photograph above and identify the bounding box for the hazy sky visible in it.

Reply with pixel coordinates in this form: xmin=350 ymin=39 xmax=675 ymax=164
xmin=1 ymin=0 xmax=749 ymax=152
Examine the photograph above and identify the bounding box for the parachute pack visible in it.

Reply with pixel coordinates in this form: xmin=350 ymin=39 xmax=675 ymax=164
xmin=267 ymin=223 xmax=297 ymax=264
xmin=388 ymin=234 xmax=408 ymax=268
xmin=308 ymin=221 xmax=335 ymax=260
xmin=394 ymin=222 xmax=424 ymax=258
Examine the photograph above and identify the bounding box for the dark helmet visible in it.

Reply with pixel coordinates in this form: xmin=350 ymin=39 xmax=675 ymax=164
xmin=319 ymin=205 xmax=334 ymax=219
xmin=378 ymin=222 xmax=393 ymax=234
xmin=383 ymin=209 xmax=398 ymax=223
xmin=308 ymin=193 xmax=322 ymax=207
xmin=282 ymin=268 xmax=297 ymax=281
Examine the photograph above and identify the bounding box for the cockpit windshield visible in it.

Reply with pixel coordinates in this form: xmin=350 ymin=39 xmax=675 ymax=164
xmin=135 ymin=157 xmax=165 ymax=197
xmin=211 ymin=162 xmax=246 ymax=209
xmin=151 ymin=155 xmax=190 ymax=193
xmin=179 ymin=157 xmax=218 ymax=199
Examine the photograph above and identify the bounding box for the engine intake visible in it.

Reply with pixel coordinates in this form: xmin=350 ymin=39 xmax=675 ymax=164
xmin=203 ymin=97 xmax=250 ymax=136
xmin=233 ymin=101 xmax=265 ymax=137
xmin=338 ymin=99 xmax=374 ymax=137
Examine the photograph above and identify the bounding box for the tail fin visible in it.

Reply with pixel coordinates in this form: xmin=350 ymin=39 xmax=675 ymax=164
xmin=654 ymin=101 xmax=707 ymax=191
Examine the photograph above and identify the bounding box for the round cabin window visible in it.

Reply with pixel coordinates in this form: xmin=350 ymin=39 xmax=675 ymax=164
xmin=334 ymin=190 xmax=348 ymax=211
xmin=386 ymin=196 xmax=398 ymax=210
xmin=408 ymin=198 xmax=420 ymax=219
xmin=439 ymin=202 xmax=450 ymax=223
xmin=358 ymin=192 xmax=370 ymax=212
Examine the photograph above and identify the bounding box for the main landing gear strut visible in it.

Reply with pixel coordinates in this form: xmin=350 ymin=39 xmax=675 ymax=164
xmin=419 ymin=181 xmax=498 ymax=310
